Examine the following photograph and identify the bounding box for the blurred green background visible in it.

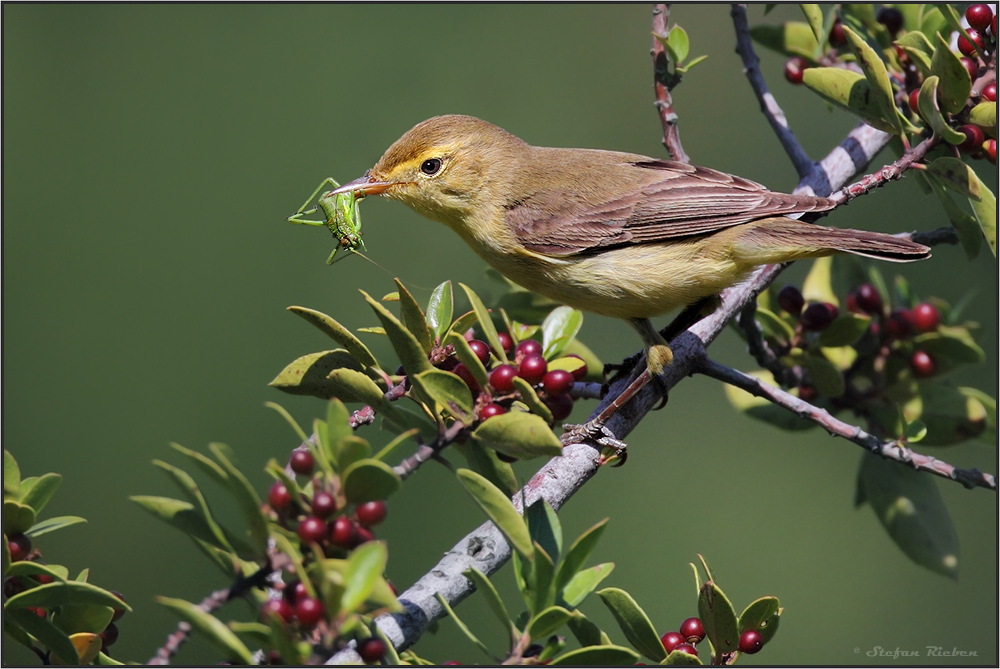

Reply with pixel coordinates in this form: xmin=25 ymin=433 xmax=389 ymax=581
xmin=4 ymin=4 xmax=996 ymax=665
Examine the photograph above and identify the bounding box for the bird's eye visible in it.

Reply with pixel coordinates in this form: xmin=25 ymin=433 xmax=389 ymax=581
xmin=420 ymin=158 xmax=443 ymax=176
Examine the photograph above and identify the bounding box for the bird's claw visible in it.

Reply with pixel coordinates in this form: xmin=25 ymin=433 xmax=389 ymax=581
xmin=561 ymin=421 xmax=628 ymax=466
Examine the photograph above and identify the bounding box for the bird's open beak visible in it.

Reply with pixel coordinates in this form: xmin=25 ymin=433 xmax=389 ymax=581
xmin=329 ymin=172 xmax=394 ymax=198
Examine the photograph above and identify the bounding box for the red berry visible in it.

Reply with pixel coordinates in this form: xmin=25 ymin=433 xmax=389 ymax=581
xmin=489 ymin=364 xmax=518 ymax=392
xmin=268 ymin=481 xmax=293 ymax=512
xmin=777 ymin=285 xmax=804 ymax=315
xmin=283 ymin=580 xmax=308 ymax=604
xmin=542 ymin=369 xmax=574 ymax=395
xmin=960 ymin=57 xmax=979 ymax=82
xmin=798 ymin=384 xmax=818 ymax=402
xmin=739 ymin=629 xmax=764 ymax=654
xmin=110 ymin=591 xmax=127 ymax=622
xmin=358 ymin=638 xmax=387 ymax=664
xmin=784 ymin=56 xmax=809 ymax=84
xmin=479 ymin=403 xmax=507 ymax=420
xmin=854 ymin=283 xmax=883 ymax=314
xmin=294 ymin=595 xmax=325 ymax=627
xmin=452 ymin=363 xmax=480 ymax=391
xmin=910 ymin=350 xmax=937 ymax=378
xmin=7 ymin=534 xmax=31 ymax=562
xmin=912 ymin=303 xmax=940 ymax=332
xmin=660 ymin=631 xmax=685 ymax=653
xmin=674 ymin=643 xmax=699 ymax=657
xmin=801 ymin=302 xmax=839 ymax=331
xmin=518 ymin=353 xmax=548 ymax=385
xmin=966 ymin=4 xmax=994 ymax=31
xmin=829 ymin=20 xmax=847 ymax=47
xmin=886 ymin=309 xmax=916 ymax=339
xmin=28 ymin=607 xmax=47 ymax=618
xmin=876 ymin=7 xmax=903 ymax=34
xmin=32 ymin=572 xmax=54 ymax=585
xmin=467 ymin=339 xmax=491 ymax=364
xmin=356 ymin=501 xmax=387 ymax=527
xmin=497 ymin=332 xmax=514 ymax=354
xmin=99 ymin=622 xmax=119 ymax=647
xmin=680 ymin=617 xmax=705 ymax=644
xmin=987 ymin=138 xmax=997 ymax=164
xmin=312 ymin=491 xmax=337 ymax=519
xmin=515 ymin=339 xmax=543 ymax=358
xmin=354 ymin=525 xmax=376 ymax=545
xmin=544 ymin=393 xmax=574 ymax=422
xmin=330 ymin=516 xmax=355 ymax=548
xmin=982 ymin=81 xmax=997 ymax=102
xmin=297 ymin=516 xmax=327 ymax=544
xmin=261 ymin=598 xmax=294 ymax=624
xmin=958 ymin=125 xmax=985 ymax=153
xmin=565 ymin=354 xmax=588 ymax=381
xmin=289 ymin=449 xmax=315 ymax=476
xmin=908 ymin=89 xmax=922 ymax=119
xmin=958 ymin=29 xmax=984 ymax=57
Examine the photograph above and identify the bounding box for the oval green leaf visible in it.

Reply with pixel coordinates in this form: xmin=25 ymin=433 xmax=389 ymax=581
xmin=269 ymin=350 xmax=364 ymax=398
xmin=549 ymin=645 xmax=639 ymax=666
xmin=412 ymin=368 xmax=475 ymax=423
xmin=596 ymin=587 xmax=666 ymax=662
xmin=342 ymin=459 xmax=402 ymax=503
xmin=930 ymin=33 xmax=971 ymax=114
xmin=426 ymin=280 xmax=454 ymax=342
xmin=817 ymin=313 xmax=871 ymax=347
xmin=541 ymin=306 xmax=583 ymax=360
xmin=512 ymin=377 xmax=554 ymax=425
xmin=460 ymin=283 xmax=506 ymax=365
xmin=738 ymin=596 xmax=782 ymax=645
xmin=471 ymin=411 xmax=562 ymax=460
xmin=340 ymin=541 xmax=388 ymax=614
xmin=698 ymin=581 xmax=739 ymax=656
xmin=362 ymin=290 xmax=433 ymax=376
xmin=157 ymin=596 xmax=255 ymax=664
xmin=802 ymin=67 xmax=898 ymax=134
xmin=527 ymin=606 xmax=572 ymax=641
xmin=456 ymin=468 xmax=532 ymax=561
xmin=561 ymin=563 xmax=615 ymax=608
xmin=395 ymin=279 xmax=433 ymax=353
xmin=287 ymin=306 xmax=378 ymax=370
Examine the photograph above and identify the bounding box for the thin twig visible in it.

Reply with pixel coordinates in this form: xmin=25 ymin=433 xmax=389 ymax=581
xmin=698 ymin=358 xmax=997 ymax=491
xmin=731 ymin=4 xmax=814 ymax=178
xmin=737 ymin=301 xmax=801 ymax=387
xmin=652 ymin=4 xmax=690 ymax=163
xmin=827 ymin=135 xmax=939 ymax=206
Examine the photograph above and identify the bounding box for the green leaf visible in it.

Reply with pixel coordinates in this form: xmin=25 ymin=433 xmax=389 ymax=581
xmin=411 ymin=368 xmax=476 ymax=423
xmin=799 ymin=4 xmax=825 ymax=44
xmin=903 ymin=383 xmax=989 ymax=445
xmin=968 ymin=101 xmax=996 ymax=130
xmin=373 ymin=428 xmax=420 ymax=462
xmin=528 ymin=542 xmax=557 ymax=613
xmin=802 ymin=67 xmax=899 ymax=134
xmin=454 ymin=442 xmax=518 ymax=497
xmin=698 ymin=581 xmax=740 ymax=656
xmin=802 ymin=257 xmax=837 ymax=306
xmin=4 ymin=500 xmax=35 ymax=535
xmin=287 ymin=306 xmax=379 ymax=371
xmin=905 ymin=419 xmax=928 ymax=443
xmin=152 ymin=460 xmax=233 ymax=552
xmin=471 ymin=411 xmax=562 ymax=460
xmin=446 ymin=332 xmax=491 ymax=390
xmin=269 ymin=350 xmax=365 ymax=398
xmin=395 ymin=279 xmax=433 ymax=353
xmin=664 ymin=25 xmax=690 ymax=63
xmin=919 ymin=6 xmax=948 ymax=39
xmin=7 ymin=561 xmax=68 ymax=581
xmin=464 ymin=567 xmax=516 ymax=638
xmin=968 ymin=182 xmax=997 ymax=257
xmin=52 ymin=603 xmax=114 ymax=636
xmin=434 ymin=592 xmax=497 ymax=661
xmin=460 ymin=283 xmax=507 ymax=364
xmin=362 ymin=290 xmax=433 ymax=376
xmin=665 ymin=648 xmax=704 ymax=665
xmin=818 ymin=313 xmax=871 ymax=347
xmin=4 ymin=450 xmax=20 ymax=498
xmin=426 ymin=281 xmax=454 ymax=342
xmin=754 ymin=306 xmax=796 ymax=342
xmin=526 ymin=498 xmax=562 ymax=565
xmin=325 ymin=368 xmax=386 ymax=407
xmin=337 ymin=436 xmax=372 ymax=474
xmin=170 ymin=442 xmax=228 ymax=485
xmin=550 ymin=645 xmax=639 ymax=666
xmin=455 ymin=469 xmax=532 ymax=561
xmin=340 ymin=541 xmax=387 ymax=614
xmin=26 ymin=516 xmax=87 ymax=538
xmin=926 ymin=158 xmax=983 ymax=200
xmin=857 ymin=453 xmax=959 ymax=578
xmin=554 ymin=517 xmax=608 ymax=598
xmin=157 ymin=596 xmax=255 ymax=664
xmin=915 ymin=326 xmax=985 ymax=364
xmin=738 ymin=596 xmax=782 ymax=645
xmin=5 ymin=607 xmax=79 ymax=665
xmin=597 ymin=587 xmax=666 ymax=663
xmin=512 ymin=377 xmax=555 ymax=424
xmin=805 ymin=353 xmax=845 ymax=398
xmin=918 ymin=76 xmax=966 ymax=144
xmin=541 ymin=306 xmax=583 ymax=360
xmin=925 ymin=175 xmax=982 ymax=259
xmin=566 ymin=610 xmax=607 ymax=647
xmin=7 ymin=581 xmax=131 ymax=612
xmin=527 ymin=605 xmax=572 ymax=641
xmin=324 ymin=398 xmax=353 ymax=471
xmin=561 ymin=563 xmax=615 ymax=608
xmin=930 ymin=33 xmax=971 ymax=115
xmin=959 ymin=387 xmax=996 ymax=443
xmin=342 ymin=459 xmax=402 ymax=503
xmin=750 ymin=21 xmax=818 ymax=59
xmin=208 ymin=443 xmax=269 ymax=560
xmin=18 ymin=473 xmax=61 ymax=515
xmin=560 ymin=339 xmax=602 ymax=382
xmin=130 ymin=496 xmax=222 ymax=546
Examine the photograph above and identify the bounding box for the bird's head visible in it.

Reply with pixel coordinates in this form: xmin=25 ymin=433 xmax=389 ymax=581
xmin=331 ymin=115 xmax=528 ymax=226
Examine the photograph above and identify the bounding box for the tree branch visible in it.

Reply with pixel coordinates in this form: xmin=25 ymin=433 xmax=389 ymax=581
xmin=652 ymin=4 xmax=690 ymax=163
xmin=697 ymin=358 xmax=997 ymax=491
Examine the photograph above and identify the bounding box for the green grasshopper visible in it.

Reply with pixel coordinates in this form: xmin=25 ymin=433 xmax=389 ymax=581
xmin=288 ymin=178 xmax=367 ymax=265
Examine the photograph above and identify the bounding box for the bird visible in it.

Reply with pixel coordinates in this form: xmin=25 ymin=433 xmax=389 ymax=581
xmin=330 ymin=114 xmax=929 ymax=437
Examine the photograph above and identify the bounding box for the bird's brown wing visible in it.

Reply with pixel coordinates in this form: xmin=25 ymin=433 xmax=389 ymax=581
xmin=506 ymin=159 xmax=837 ymax=256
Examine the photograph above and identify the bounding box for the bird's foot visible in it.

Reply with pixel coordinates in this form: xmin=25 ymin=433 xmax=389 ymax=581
xmin=561 ymin=420 xmax=629 ymax=466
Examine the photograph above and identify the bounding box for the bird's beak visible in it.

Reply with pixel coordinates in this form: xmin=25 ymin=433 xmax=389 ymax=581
xmin=328 ymin=171 xmax=394 ymax=198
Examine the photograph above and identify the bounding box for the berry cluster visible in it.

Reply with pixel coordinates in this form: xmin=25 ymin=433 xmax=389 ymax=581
xmin=660 ymin=616 xmax=707 ymax=658
xmin=428 ymin=331 xmax=587 ymax=427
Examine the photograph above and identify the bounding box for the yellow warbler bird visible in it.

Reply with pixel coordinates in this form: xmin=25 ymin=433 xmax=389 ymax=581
xmin=332 ymin=115 xmax=928 ymax=427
